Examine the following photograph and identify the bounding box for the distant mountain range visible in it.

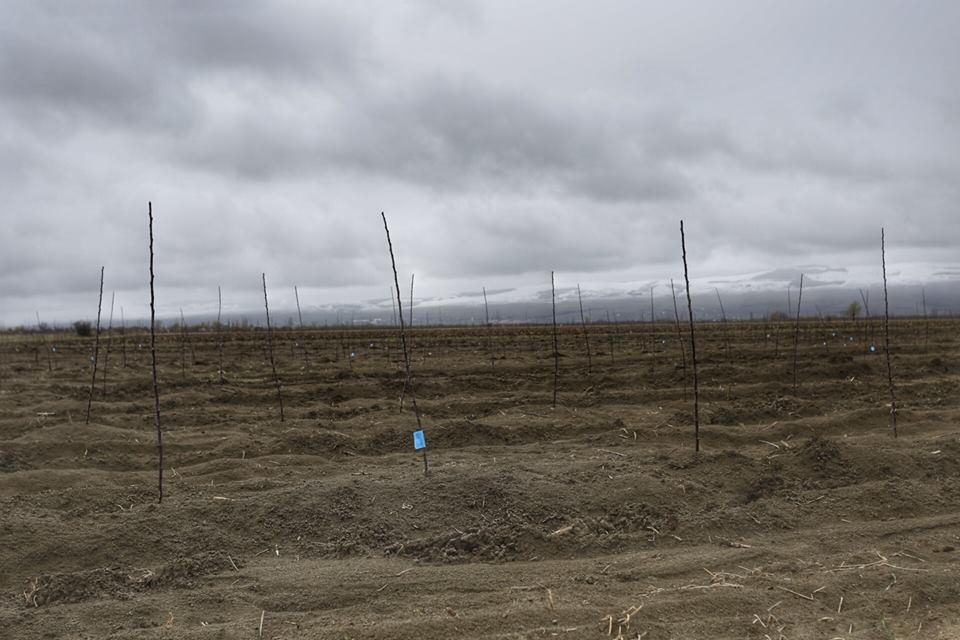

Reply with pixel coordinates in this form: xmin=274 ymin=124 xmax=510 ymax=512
xmin=190 ymin=262 xmax=960 ymax=327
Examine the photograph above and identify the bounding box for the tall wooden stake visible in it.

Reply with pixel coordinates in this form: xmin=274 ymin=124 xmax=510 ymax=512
xmin=881 ymin=228 xmax=898 ymax=437
xmin=577 ymin=284 xmax=592 ymax=374
xmin=101 ymin=292 xmax=115 ymax=396
xmin=179 ymin=307 xmax=188 ymax=382
xmin=921 ymin=287 xmax=929 ymax=348
xmin=792 ymin=273 xmax=805 ymax=393
xmin=715 ymin=287 xmax=729 ymax=355
xmin=483 ymin=286 xmax=494 ymax=367
xmin=859 ymin=288 xmax=871 ymax=351
xmin=262 ymin=273 xmax=285 ymax=422
xmin=381 ymin=212 xmax=426 ymax=475
xmin=84 ymin=266 xmax=105 ymax=424
xmin=551 ymin=271 xmax=559 ymax=408
xmin=680 ymin=221 xmax=700 ymax=452
xmin=148 ymin=202 xmax=164 ymax=503
xmin=119 ymin=306 xmax=127 ymax=368
xmin=649 ymin=285 xmax=656 ymax=374
xmin=606 ymin=309 xmax=616 ymax=364
xmin=36 ymin=311 xmax=52 ymax=372
xmin=216 ymin=286 xmax=225 ymax=383
xmin=294 ymin=285 xmax=309 ymax=367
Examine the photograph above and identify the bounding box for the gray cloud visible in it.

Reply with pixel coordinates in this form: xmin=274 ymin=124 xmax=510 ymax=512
xmin=2 ymin=1 xmax=959 ymax=325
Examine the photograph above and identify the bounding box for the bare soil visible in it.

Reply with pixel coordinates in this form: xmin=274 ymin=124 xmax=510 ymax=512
xmin=1 ymin=318 xmax=958 ymax=639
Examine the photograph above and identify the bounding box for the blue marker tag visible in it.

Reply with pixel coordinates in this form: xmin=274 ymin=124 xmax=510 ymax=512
xmin=413 ymin=430 xmax=426 ymax=450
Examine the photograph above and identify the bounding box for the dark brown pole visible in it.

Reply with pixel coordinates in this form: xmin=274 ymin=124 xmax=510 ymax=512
xmin=179 ymin=307 xmax=188 ymax=382
xmin=381 ymin=213 xmax=425 ymax=475
xmin=606 ymin=309 xmax=616 ymax=364
xmin=216 ymin=286 xmax=225 ymax=383
xmin=649 ymin=285 xmax=656 ymax=374
xmin=36 ymin=311 xmax=52 ymax=372
xmin=551 ymin=271 xmax=559 ymax=408
xmin=262 ymin=273 xmax=285 ymax=422
xmin=921 ymin=287 xmax=928 ymax=348
xmin=483 ymin=286 xmax=494 ymax=367
xmin=119 ymin=306 xmax=127 ymax=368
xmin=85 ymin=266 xmax=105 ymax=424
xmin=148 ymin=203 xmax=164 ymax=503
xmin=680 ymin=221 xmax=700 ymax=452
xmin=881 ymin=228 xmax=898 ymax=437
xmin=380 ymin=220 xmax=420 ymax=412
xmin=859 ymin=288 xmax=871 ymax=351
xmin=577 ymin=284 xmax=592 ymax=374
xmin=294 ymin=285 xmax=309 ymax=368
xmin=715 ymin=287 xmax=729 ymax=355
xmin=101 ymin=292 xmax=115 ymax=396
xmin=792 ymin=273 xmax=804 ymax=394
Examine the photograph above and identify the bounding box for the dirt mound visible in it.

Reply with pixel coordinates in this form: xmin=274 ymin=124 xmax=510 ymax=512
xmin=21 ymin=552 xmax=232 ymax=607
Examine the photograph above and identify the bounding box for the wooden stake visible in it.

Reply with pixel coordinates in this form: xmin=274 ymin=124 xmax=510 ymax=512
xmin=881 ymin=228 xmax=898 ymax=437
xmin=859 ymin=288 xmax=871 ymax=352
xmin=101 ymin=292 xmax=115 ymax=396
xmin=680 ymin=221 xmax=700 ymax=452
xmin=606 ymin=309 xmax=616 ymax=365
xmin=36 ymin=311 xmax=52 ymax=372
xmin=148 ymin=203 xmax=164 ymax=503
xmin=483 ymin=286 xmax=494 ymax=367
xmin=715 ymin=287 xmax=729 ymax=355
xmin=576 ymin=284 xmax=592 ymax=374
xmin=921 ymin=287 xmax=928 ymax=348
xmin=649 ymin=285 xmax=656 ymax=375
xmin=216 ymin=286 xmax=225 ymax=383
xmin=262 ymin=273 xmax=285 ymax=422
xmin=179 ymin=307 xmax=188 ymax=382
xmin=792 ymin=273 xmax=804 ymax=394
xmin=84 ymin=266 xmax=105 ymax=425
xmin=551 ymin=271 xmax=559 ymax=408
xmin=381 ymin=213 xmax=426 ymax=474
xmin=294 ymin=285 xmax=309 ymax=367
xmin=119 ymin=306 xmax=127 ymax=368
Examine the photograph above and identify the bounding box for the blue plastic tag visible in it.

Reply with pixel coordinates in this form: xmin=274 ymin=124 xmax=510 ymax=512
xmin=413 ymin=430 xmax=426 ymax=450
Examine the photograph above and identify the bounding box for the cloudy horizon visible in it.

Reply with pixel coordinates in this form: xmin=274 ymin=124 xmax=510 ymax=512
xmin=2 ymin=1 xmax=958 ymax=327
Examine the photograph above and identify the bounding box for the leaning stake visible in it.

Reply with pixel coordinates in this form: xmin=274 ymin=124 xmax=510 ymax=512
xmin=577 ymin=284 xmax=592 ymax=374
xmin=551 ymin=271 xmax=560 ymax=408
xmin=148 ymin=203 xmax=164 ymax=503
xmin=84 ymin=266 xmax=105 ymax=424
xmin=381 ymin=213 xmax=426 ymax=475
xmin=262 ymin=273 xmax=285 ymax=422
xmin=680 ymin=221 xmax=700 ymax=452
xmin=881 ymin=228 xmax=898 ymax=437
xmin=216 ymin=286 xmax=225 ymax=383
xmin=792 ymin=273 xmax=804 ymax=394
xmin=483 ymin=286 xmax=495 ymax=368
xmin=101 ymin=292 xmax=115 ymax=397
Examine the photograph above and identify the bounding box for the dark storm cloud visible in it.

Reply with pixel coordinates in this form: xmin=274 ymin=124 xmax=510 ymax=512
xmin=176 ymin=75 xmax=702 ymax=204
xmin=0 ymin=1 xmax=361 ymax=134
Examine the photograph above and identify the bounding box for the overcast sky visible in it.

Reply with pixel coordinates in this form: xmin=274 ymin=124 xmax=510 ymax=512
xmin=2 ymin=1 xmax=959 ymax=325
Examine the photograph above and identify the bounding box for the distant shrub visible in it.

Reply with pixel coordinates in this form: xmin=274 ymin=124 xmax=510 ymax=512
xmin=73 ymin=320 xmax=93 ymax=337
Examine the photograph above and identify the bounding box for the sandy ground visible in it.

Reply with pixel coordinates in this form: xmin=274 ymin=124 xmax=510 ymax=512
xmin=1 ymin=318 xmax=958 ymax=639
